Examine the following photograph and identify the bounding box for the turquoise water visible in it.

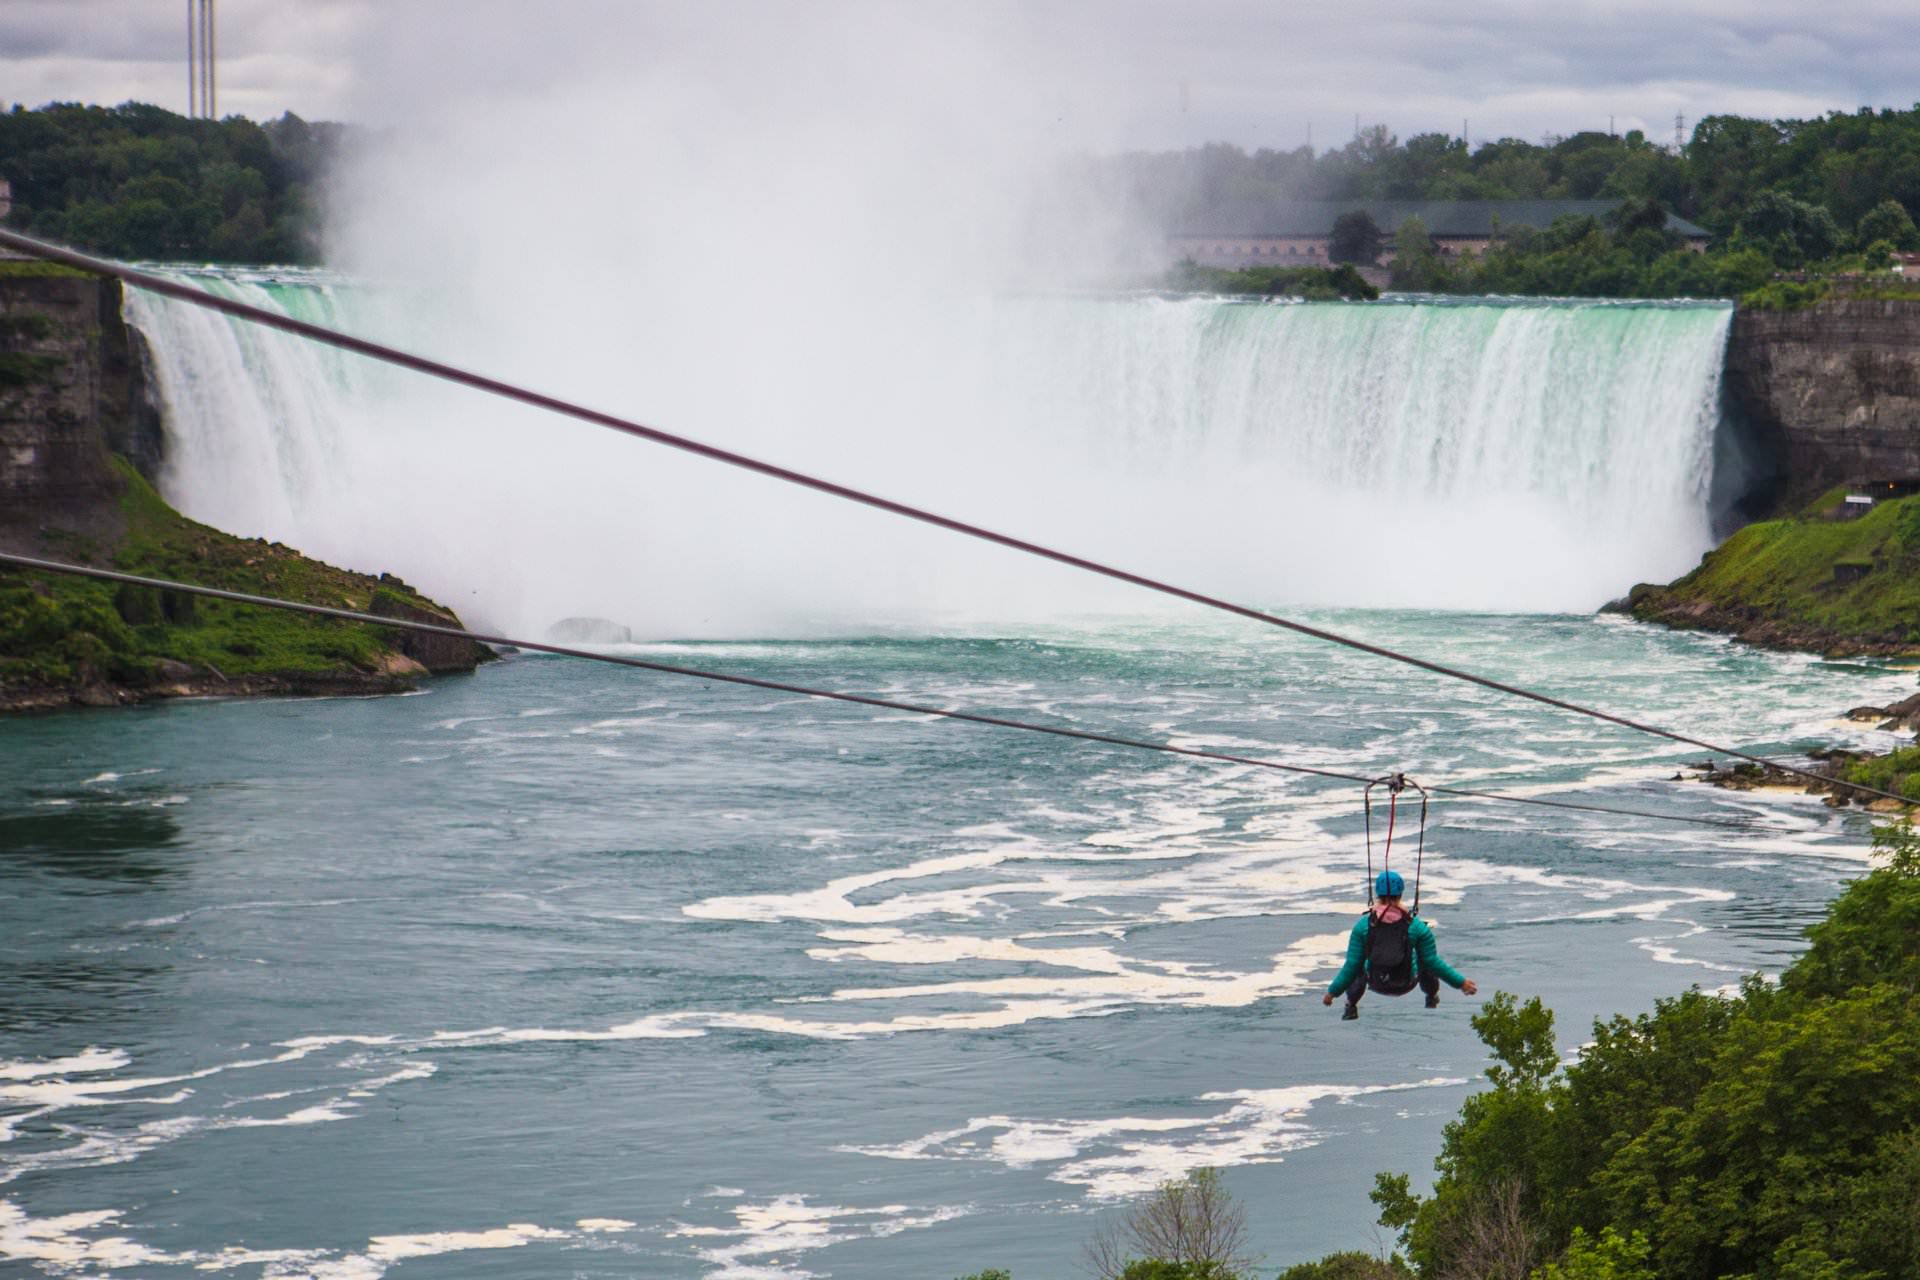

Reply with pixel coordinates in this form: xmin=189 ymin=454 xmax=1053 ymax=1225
xmin=0 ymin=610 xmax=1901 ymax=1277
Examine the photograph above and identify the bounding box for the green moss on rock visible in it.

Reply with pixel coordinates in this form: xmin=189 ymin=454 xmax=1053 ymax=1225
xmin=1 ymin=459 xmax=488 ymax=705
xmin=1630 ymin=494 xmax=1920 ymax=653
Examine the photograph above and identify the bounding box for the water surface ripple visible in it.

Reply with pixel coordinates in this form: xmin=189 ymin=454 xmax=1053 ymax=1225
xmin=0 ymin=612 xmax=1895 ymax=1277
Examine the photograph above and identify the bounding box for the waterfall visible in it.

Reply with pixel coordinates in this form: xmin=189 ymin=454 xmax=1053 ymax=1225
xmin=124 ymin=277 xmax=1732 ymax=635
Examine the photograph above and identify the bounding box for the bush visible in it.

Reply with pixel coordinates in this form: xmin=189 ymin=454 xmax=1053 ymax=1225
xmin=1083 ymin=1168 xmax=1253 ymax=1280
xmin=1375 ymin=822 xmax=1920 ymax=1280
xmin=1275 ymin=1250 xmax=1411 ymax=1280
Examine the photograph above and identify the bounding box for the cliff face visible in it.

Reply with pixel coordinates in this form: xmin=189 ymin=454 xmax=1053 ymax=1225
xmin=0 ymin=271 xmax=162 ymax=549
xmin=0 ymin=266 xmax=491 ymax=710
xmin=1724 ymin=299 xmax=1920 ymax=508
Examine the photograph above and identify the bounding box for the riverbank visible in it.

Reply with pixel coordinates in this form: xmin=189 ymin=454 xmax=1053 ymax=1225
xmin=0 ymin=460 xmax=490 ymax=712
xmin=0 ymin=262 xmax=489 ymax=711
xmin=1619 ymin=487 xmax=1920 ymax=656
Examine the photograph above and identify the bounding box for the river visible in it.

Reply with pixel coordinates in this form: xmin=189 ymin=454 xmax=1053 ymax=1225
xmin=0 ymin=610 xmax=1901 ymax=1277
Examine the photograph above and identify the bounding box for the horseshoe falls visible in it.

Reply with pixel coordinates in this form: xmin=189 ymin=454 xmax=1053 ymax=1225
xmin=5 ymin=278 xmax=1885 ymax=1280
xmin=122 ymin=280 xmax=1734 ymax=636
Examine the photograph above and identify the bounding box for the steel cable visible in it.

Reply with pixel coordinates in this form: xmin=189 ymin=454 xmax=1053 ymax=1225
xmin=0 ymin=552 xmax=1761 ymax=832
xmin=0 ymin=228 xmax=1902 ymax=806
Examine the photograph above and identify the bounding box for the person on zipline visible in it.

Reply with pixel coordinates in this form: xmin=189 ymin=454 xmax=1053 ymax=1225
xmin=1321 ymin=870 xmax=1476 ymax=1020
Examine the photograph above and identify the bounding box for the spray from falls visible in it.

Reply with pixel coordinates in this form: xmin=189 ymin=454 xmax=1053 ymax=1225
xmin=125 ymin=280 xmax=1731 ymax=636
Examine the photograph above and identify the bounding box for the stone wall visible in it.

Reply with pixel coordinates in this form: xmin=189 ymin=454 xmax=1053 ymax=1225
xmin=1724 ymin=299 xmax=1920 ymax=507
xmin=0 ymin=273 xmax=162 ymax=550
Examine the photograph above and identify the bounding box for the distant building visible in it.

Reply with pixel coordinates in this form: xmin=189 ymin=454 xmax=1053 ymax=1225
xmin=1168 ymin=200 xmax=1713 ymax=268
xmin=0 ymin=177 xmax=11 ymax=220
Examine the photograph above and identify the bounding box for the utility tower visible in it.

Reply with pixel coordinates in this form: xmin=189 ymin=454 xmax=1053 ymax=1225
xmin=1673 ymin=112 xmax=1686 ymax=153
xmin=187 ymin=0 xmax=216 ymax=120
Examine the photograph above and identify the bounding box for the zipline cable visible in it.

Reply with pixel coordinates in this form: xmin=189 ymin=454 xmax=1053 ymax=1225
xmin=0 ymin=552 xmax=1761 ymax=832
xmin=0 ymin=228 xmax=1900 ymax=807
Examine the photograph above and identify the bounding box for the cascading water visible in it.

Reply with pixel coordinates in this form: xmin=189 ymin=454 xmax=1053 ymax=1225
xmin=125 ymin=276 xmax=1732 ymax=635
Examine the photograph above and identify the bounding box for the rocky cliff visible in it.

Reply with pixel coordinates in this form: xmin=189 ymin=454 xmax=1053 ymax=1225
xmin=1724 ymin=298 xmax=1920 ymax=509
xmin=0 ymin=264 xmax=491 ymax=710
xmin=0 ymin=265 xmax=163 ymax=550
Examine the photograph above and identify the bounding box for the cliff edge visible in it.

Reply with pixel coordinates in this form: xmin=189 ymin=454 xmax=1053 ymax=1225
xmin=0 ymin=263 xmax=491 ymax=711
xmin=1725 ymin=297 xmax=1920 ymax=509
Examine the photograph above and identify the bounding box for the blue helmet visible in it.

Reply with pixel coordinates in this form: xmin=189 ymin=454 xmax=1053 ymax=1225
xmin=1375 ymin=869 xmax=1405 ymax=898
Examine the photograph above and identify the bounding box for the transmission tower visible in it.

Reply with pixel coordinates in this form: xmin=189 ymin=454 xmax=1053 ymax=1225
xmin=1673 ymin=112 xmax=1686 ymax=153
xmin=187 ymin=0 xmax=216 ymax=120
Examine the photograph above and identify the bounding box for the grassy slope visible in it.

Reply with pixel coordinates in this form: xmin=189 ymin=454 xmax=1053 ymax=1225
xmin=1 ymin=460 xmax=457 ymax=692
xmin=1630 ymin=492 xmax=1920 ymax=651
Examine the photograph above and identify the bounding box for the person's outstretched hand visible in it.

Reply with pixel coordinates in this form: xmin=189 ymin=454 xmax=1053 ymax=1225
xmin=1322 ymin=992 xmax=1334 ymax=1006
xmin=1462 ymin=979 xmax=1479 ymax=996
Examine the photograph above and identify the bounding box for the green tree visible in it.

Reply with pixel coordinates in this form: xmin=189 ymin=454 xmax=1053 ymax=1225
xmin=1530 ymin=1227 xmax=1654 ymax=1280
xmin=1388 ymin=215 xmax=1450 ymax=291
xmin=1328 ymin=210 xmax=1384 ymax=265
xmin=1737 ymin=190 xmax=1843 ymax=265
xmin=0 ymin=100 xmax=337 ymax=263
xmin=1855 ymin=198 xmax=1920 ymax=250
xmin=1275 ymin=1252 xmax=1410 ymax=1280
xmin=1376 ymin=822 xmax=1920 ymax=1280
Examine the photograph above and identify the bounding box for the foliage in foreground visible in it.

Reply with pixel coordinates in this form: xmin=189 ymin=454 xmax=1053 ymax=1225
xmin=962 ymin=829 xmax=1920 ymax=1280
xmin=1354 ymin=822 xmax=1920 ymax=1280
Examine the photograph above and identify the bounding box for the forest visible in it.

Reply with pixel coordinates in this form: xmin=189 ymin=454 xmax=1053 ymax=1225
xmin=0 ymin=101 xmax=345 ymax=264
xmin=8 ymin=100 xmax=1920 ymax=286
xmin=1120 ymin=107 xmax=1920 ymax=299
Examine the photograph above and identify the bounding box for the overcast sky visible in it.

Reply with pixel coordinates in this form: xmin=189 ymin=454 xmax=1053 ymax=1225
xmin=6 ymin=0 xmax=1920 ymax=150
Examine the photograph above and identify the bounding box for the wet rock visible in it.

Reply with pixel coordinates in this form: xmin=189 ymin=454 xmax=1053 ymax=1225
xmin=369 ymin=591 xmax=489 ymax=673
xmin=545 ymin=617 xmax=633 ymax=645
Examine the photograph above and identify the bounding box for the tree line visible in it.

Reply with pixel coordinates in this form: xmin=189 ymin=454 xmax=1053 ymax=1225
xmin=0 ymin=102 xmax=350 ymax=264
xmin=1124 ymin=107 xmax=1920 ymax=299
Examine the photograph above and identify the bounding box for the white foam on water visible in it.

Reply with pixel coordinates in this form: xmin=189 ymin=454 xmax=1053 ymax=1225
xmin=668 ymin=1195 xmax=967 ymax=1280
xmin=844 ymin=1077 xmax=1467 ymax=1199
xmin=0 ymin=1045 xmax=439 ymax=1187
xmin=0 ymin=1049 xmax=130 ymax=1082
xmin=367 ymin=1223 xmax=570 ymax=1261
xmin=800 ymin=931 xmax=1347 ymax=1015
xmin=0 ymin=1193 xmax=635 ymax=1277
xmin=0 ymin=1198 xmax=192 ymax=1270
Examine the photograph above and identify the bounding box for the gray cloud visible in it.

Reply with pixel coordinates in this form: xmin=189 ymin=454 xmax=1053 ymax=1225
xmin=0 ymin=0 xmax=1917 ymax=147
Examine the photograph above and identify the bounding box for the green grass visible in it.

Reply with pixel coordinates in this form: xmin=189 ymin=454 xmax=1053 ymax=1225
xmin=1636 ymin=493 xmax=1920 ymax=646
xmin=0 ymin=259 xmax=97 ymax=280
xmin=0 ymin=459 xmax=456 ymax=691
xmin=1800 ymin=484 xmax=1857 ymax=517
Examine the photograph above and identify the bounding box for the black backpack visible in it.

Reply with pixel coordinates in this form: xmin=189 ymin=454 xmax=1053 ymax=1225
xmin=1366 ymin=913 xmax=1418 ymax=995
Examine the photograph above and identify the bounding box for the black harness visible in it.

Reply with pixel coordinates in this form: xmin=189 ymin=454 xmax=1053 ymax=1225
xmin=1362 ymin=773 xmax=1428 ymax=996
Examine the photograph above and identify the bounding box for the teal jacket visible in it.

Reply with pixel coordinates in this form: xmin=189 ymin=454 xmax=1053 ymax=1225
xmin=1326 ymin=911 xmax=1466 ymax=995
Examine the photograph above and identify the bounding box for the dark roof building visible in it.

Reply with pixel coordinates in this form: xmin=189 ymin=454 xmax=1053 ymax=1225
xmin=1167 ymin=199 xmax=1711 ymax=269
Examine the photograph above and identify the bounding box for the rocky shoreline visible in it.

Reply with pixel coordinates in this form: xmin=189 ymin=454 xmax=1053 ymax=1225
xmin=1684 ymin=690 xmax=1920 ymax=810
xmin=1613 ymin=588 xmax=1920 ymax=658
xmin=0 ymin=659 xmax=429 ymax=713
